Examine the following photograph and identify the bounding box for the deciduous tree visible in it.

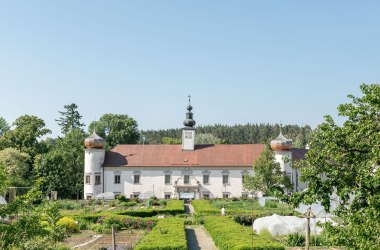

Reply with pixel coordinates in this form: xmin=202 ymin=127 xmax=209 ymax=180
xmin=290 ymin=84 xmax=380 ymax=249
xmin=195 ymin=133 xmax=223 ymax=144
xmin=88 ymin=113 xmax=139 ymax=149
xmin=0 ymin=115 xmax=51 ymax=157
xmin=244 ymin=147 xmax=292 ymax=196
xmin=0 ymin=148 xmax=30 ymax=187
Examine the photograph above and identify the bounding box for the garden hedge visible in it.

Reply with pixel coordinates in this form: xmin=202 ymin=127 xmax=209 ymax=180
xmin=204 ymin=216 xmax=285 ymax=250
xmin=192 ymin=200 xmax=219 ymax=215
xmin=117 ymin=199 xmax=185 ymax=217
xmin=134 ymin=218 xmax=187 ymax=250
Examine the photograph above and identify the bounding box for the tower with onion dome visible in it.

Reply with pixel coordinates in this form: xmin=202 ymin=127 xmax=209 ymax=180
xmin=83 ymin=131 xmax=105 ymax=199
xmin=270 ymin=129 xmax=296 ymax=190
xmin=182 ymin=95 xmax=196 ymax=151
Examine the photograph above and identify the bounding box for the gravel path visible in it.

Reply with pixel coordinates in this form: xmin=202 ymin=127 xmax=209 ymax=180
xmin=186 ymin=225 xmax=218 ymax=250
xmin=185 ymin=203 xmax=218 ymax=250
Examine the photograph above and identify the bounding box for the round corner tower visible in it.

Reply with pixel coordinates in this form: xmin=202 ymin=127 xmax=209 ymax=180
xmin=270 ymin=131 xmax=295 ymax=190
xmin=84 ymin=131 xmax=105 ymax=199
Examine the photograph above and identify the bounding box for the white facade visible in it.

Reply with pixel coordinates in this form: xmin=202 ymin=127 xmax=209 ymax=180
xmin=84 ymin=148 xmax=105 ymax=199
xmin=103 ymin=167 xmax=252 ymax=199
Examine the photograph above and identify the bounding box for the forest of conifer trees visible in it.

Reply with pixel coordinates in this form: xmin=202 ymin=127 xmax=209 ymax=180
xmin=141 ymin=123 xmax=312 ymax=148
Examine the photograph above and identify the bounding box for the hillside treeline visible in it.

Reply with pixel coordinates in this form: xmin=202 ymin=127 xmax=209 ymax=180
xmin=141 ymin=123 xmax=312 ymax=148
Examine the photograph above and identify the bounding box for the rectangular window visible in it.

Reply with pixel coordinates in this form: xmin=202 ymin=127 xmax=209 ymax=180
xmin=223 ymin=193 xmax=229 ymax=199
xmin=95 ymin=175 xmax=101 ymax=185
xmin=132 ymin=193 xmax=140 ymax=198
xmin=134 ymin=175 xmax=140 ymax=184
xmin=86 ymin=196 xmax=92 ymax=200
xmin=242 ymin=193 xmax=248 ymax=199
xmin=85 ymin=175 xmax=90 ymax=184
xmin=203 ymin=175 xmax=209 ymax=184
xmin=203 ymin=193 xmax=210 ymax=199
xmin=114 ymin=175 xmax=120 ymax=184
xmin=222 ymin=175 xmax=229 ymax=185
xmin=164 ymin=194 xmax=171 ymax=199
xmin=184 ymin=175 xmax=190 ymax=184
xmin=165 ymin=175 xmax=171 ymax=184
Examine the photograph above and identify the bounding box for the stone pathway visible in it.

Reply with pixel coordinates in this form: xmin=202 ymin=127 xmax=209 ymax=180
xmin=186 ymin=225 xmax=218 ymax=250
xmin=185 ymin=203 xmax=218 ymax=250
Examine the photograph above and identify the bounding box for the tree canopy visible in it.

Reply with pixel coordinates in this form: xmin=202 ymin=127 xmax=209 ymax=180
xmin=56 ymin=103 xmax=85 ymax=134
xmin=0 ymin=116 xmax=10 ymax=137
xmin=88 ymin=113 xmax=140 ymax=149
xmin=141 ymin=124 xmax=312 ymax=146
xmin=0 ymin=115 xmax=51 ymax=157
xmin=244 ymin=147 xmax=292 ymax=196
xmin=289 ymin=84 xmax=380 ymax=249
xmin=0 ymin=148 xmax=30 ymax=187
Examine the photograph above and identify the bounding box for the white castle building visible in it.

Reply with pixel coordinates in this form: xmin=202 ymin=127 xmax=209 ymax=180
xmin=84 ymin=100 xmax=307 ymax=200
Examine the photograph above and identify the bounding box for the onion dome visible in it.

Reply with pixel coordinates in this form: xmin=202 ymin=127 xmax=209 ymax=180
xmin=183 ymin=95 xmax=196 ymax=127
xmin=270 ymin=132 xmax=293 ymax=151
xmin=84 ymin=131 xmax=105 ymax=149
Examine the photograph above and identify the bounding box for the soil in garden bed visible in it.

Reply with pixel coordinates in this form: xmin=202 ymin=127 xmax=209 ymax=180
xmin=62 ymin=230 xmax=146 ymax=249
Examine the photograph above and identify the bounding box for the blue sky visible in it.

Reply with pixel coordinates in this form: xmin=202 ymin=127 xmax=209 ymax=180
xmin=0 ymin=1 xmax=378 ymax=137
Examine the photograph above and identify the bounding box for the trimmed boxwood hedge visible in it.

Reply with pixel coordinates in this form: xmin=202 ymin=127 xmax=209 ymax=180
xmin=134 ymin=218 xmax=187 ymax=250
xmin=192 ymin=200 xmax=219 ymax=215
xmin=204 ymin=216 xmax=285 ymax=250
xmin=117 ymin=199 xmax=185 ymax=217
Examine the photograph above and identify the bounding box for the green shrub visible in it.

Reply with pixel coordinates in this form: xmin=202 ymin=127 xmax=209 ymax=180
xmin=117 ymin=199 xmax=184 ymax=217
xmin=122 ymin=217 xmax=156 ymax=230
xmin=54 ymin=200 xmax=84 ymax=210
xmin=135 ymin=218 xmax=187 ymax=250
xmin=121 ymin=201 xmax=137 ymax=207
xmin=204 ymin=216 xmax=285 ymax=250
xmin=117 ymin=195 xmax=129 ymax=202
xmin=192 ymin=200 xmax=218 ymax=215
xmin=159 ymin=199 xmax=167 ymax=206
xmin=56 ymin=217 xmax=79 ymax=233
xmin=265 ymin=200 xmax=278 ymax=208
xmin=233 ymin=214 xmax=254 ymax=226
xmin=286 ymin=232 xmax=305 ymax=246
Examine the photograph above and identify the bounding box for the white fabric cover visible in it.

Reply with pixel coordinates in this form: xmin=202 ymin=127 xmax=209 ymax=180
xmin=0 ymin=196 xmax=7 ymax=205
xmin=95 ymin=192 xmax=115 ymax=200
xmin=253 ymin=214 xmax=335 ymax=235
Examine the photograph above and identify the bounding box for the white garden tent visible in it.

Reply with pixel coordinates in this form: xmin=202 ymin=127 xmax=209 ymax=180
xmin=253 ymin=214 xmax=336 ymax=235
xmin=95 ymin=192 xmax=115 ymax=200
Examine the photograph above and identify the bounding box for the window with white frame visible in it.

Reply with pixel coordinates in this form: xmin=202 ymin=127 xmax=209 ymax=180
xmin=85 ymin=175 xmax=90 ymax=184
xmin=95 ymin=175 xmax=101 ymax=185
xmin=114 ymin=175 xmax=121 ymax=184
xmin=203 ymin=175 xmax=209 ymax=184
xmin=222 ymin=175 xmax=229 ymax=185
xmin=164 ymin=193 xmax=171 ymax=199
xmin=134 ymin=175 xmax=140 ymax=184
xmin=241 ymin=193 xmax=249 ymax=199
xmin=184 ymin=175 xmax=190 ymax=184
xmin=165 ymin=175 xmax=171 ymax=184
xmin=222 ymin=193 xmax=229 ymax=199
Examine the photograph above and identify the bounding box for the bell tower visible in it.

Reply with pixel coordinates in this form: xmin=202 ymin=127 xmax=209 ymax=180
xmin=182 ymin=95 xmax=196 ymax=151
xmin=84 ymin=131 xmax=105 ymax=199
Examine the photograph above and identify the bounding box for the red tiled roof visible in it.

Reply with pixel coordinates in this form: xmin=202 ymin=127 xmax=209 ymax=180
xmin=103 ymin=144 xmax=266 ymax=168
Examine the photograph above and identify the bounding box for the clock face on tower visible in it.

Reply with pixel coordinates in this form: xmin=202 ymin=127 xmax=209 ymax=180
xmin=185 ymin=131 xmax=192 ymax=139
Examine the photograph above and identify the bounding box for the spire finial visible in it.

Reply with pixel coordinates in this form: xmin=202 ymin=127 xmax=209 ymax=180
xmin=183 ymin=95 xmax=195 ymax=127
